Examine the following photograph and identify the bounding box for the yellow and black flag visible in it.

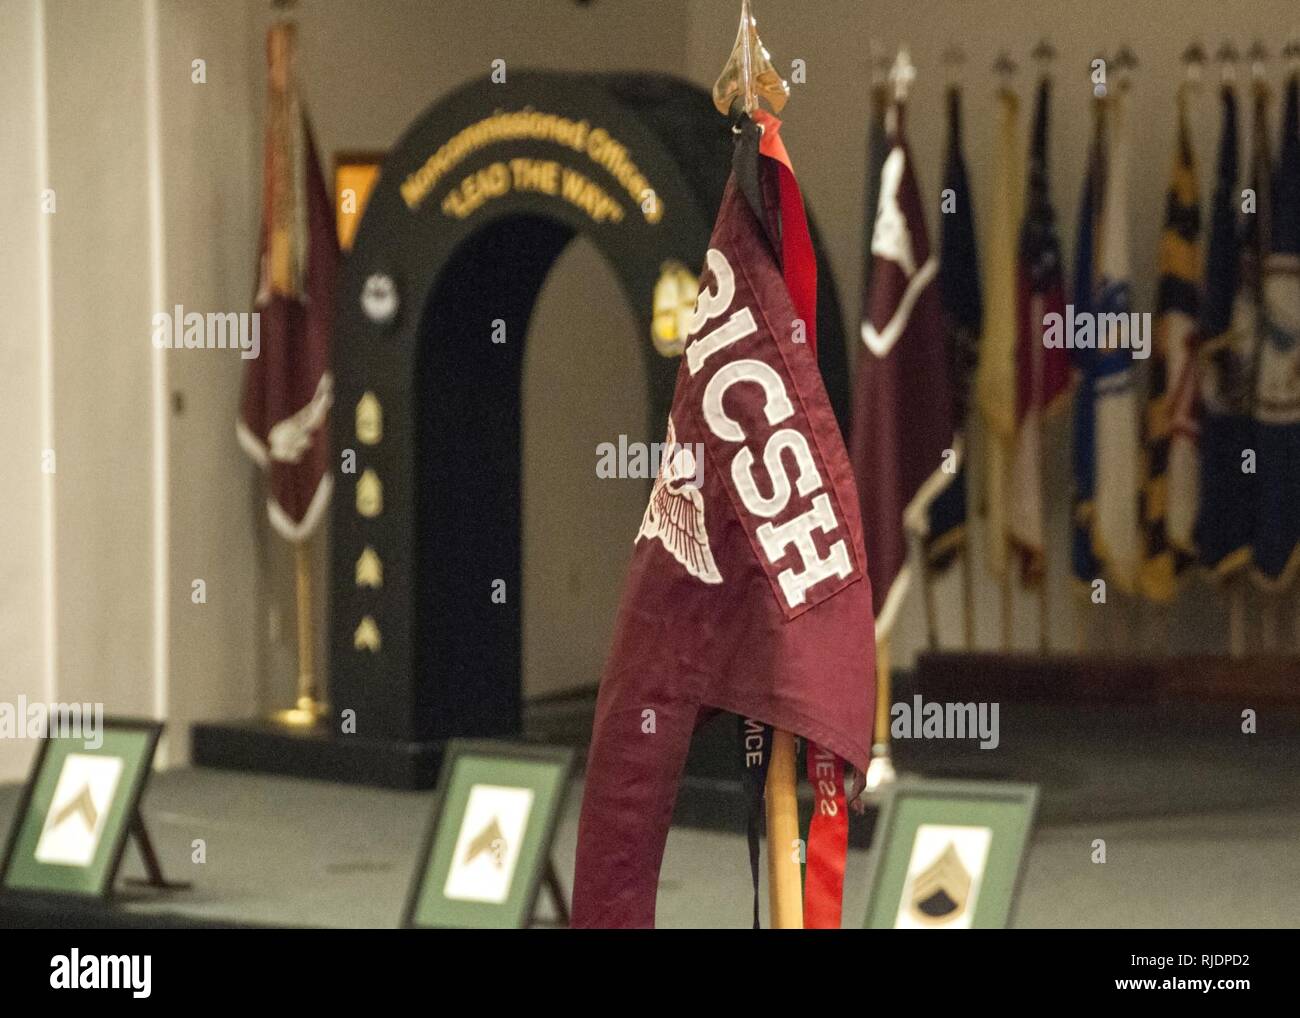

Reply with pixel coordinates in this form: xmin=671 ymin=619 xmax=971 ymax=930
xmin=1139 ymin=87 xmax=1202 ymax=601
xmin=975 ymin=85 xmax=1024 ymax=583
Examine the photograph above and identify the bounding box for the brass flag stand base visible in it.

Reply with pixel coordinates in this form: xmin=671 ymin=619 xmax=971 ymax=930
xmin=270 ymin=698 xmax=327 ymax=729
xmin=271 ymin=540 xmax=329 ymax=729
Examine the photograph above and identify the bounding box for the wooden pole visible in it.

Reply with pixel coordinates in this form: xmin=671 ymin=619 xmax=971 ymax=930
xmin=294 ymin=541 xmax=315 ymax=707
xmin=874 ymin=634 xmax=892 ymax=747
xmin=1037 ymin=575 xmax=1049 ymax=654
xmin=865 ymin=634 xmax=896 ymax=791
xmin=999 ymin=573 xmax=1013 ymax=651
xmin=765 ymin=729 xmax=803 ymax=928
xmin=1261 ymin=595 xmax=1279 ymax=653
xmin=960 ymin=545 xmax=975 ymax=650
xmin=272 ymin=538 xmax=325 ymax=727
xmin=920 ymin=561 xmax=940 ymax=650
xmin=1075 ymin=585 xmax=1087 ymax=654
xmin=1228 ymin=579 xmax=1246 ymax=658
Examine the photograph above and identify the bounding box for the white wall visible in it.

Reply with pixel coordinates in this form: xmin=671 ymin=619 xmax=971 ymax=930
xmin=158 ymin=0 xmax=263 ymax=759
xmin=0 ymin=0 xmax=54 ymax=779
xmin=0 ymin=0 xmax=262 ymax=780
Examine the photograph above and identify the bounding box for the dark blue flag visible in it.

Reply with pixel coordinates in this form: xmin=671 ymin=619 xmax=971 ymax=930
xmin=926 ymin=85 xmax=983 ymax=573
xmin=1253 ymin=72 xmax=1300 ymax=586
xmin=1195 ymin=82 xmax=1261 ymax=579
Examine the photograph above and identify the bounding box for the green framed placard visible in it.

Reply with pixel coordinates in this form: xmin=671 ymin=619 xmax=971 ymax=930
xmin=404 ymin=740 xmax=574 ymax=929
xmin=0 ymin=719 xmax=162 ymax=899
xmin=863 ymin=779 xmax=1038 ymax=929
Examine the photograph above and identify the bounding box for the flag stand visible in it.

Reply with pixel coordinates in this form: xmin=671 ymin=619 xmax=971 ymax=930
xmin=271 ymin=540 xmax=328 ymax=727
xmin=714 ymin=0 xmax=801 ymax=929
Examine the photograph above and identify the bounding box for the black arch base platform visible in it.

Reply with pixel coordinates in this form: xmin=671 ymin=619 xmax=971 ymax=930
xmin=193 ymin=70 xmax=852 ymax=797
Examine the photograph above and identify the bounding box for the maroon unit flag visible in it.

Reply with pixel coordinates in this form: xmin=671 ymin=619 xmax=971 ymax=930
xmin=237 ymin=23 xmax=337 ymax=541
xmin=573 ymin=114 xmax=875 ymax=928
xmin=851 ymin=102 xmax=955 ymax=637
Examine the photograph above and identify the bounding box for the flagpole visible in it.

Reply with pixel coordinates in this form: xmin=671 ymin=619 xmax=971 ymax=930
xmin=1000 ymin=572 xmax=1013 ymax=650
xmin=273 ymin=538 xmax=327 ymax=726
xmin=1261 ymin=595 xmax=1279 ymax=653
xmin=921 ymin=561 xmax=940 ymax=650
xmin=264 ymin=0 xmax=325 ymax=730
xmin=1228 ymin=579 xmax=1246 ymax=658
xmin=961 ymin=547 xmax=975 ymax=649
xmin=865 ymin=46 xmax=918 ymax=795
xmin=764 ymin=730 xmax=803 ymax=928
xmin=1031 ymin=38 xmax=1057 ymax=658
xmin=1038 ymin=579 xmax=1050 ymax=653
xmin=866 ymin=634 xmax=895 ymax=790
xmin=714 ymin=0 xmax=802 ymax=929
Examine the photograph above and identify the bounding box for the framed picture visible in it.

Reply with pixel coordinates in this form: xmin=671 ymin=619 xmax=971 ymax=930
xmin=334 ymin=151 xmax=385 ymax=253
xmin=863 ymin=779 xmax=1038 ymax=929
xmin=403 ymin=740 xmax=574 ymax=929
xmin=0 ymin=718 xmax=162 ymax=900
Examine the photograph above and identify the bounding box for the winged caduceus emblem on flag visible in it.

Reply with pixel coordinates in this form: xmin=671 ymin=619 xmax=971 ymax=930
xmin=635 ymin=416 xmax=722 ymax=584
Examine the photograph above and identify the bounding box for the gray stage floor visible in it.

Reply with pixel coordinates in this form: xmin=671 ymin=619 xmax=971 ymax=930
xmin=2 ymin=757 xmax=1299 ymax=928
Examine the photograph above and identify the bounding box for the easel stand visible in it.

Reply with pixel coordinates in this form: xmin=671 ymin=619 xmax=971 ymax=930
xmin=123 ymin=812 xmax=191 ymax=893
xmin=530 ymin=858 xmax=571 ymax=928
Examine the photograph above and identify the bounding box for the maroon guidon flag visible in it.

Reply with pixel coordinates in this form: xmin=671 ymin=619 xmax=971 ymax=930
xmin=237 ymin=22 xmax=337 ymax=541
xmin=573 ymin=112 xmax=875 ymax=928
xmin=851 ymin=101 xmax=955 ymax=638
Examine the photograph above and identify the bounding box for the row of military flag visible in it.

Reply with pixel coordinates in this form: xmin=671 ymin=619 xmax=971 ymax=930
xmin=852 ymin=56 xmax=1300 ymax=651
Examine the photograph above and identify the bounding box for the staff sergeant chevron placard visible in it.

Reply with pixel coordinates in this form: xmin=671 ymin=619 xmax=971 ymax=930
xmin=864 ymin=780 xmax=1037 ymax=930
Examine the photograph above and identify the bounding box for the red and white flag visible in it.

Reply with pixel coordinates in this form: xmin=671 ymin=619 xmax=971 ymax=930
xmin=237 ymin=22 xmax=337 ymax=541
xmin=573 ymin=113 xmax=874 ymax=928
xmin=850 ymin=101 xmax=955 ymax=638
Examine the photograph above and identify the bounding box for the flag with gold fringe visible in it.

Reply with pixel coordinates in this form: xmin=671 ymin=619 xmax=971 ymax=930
xmin=974 ymin=85 xmax=1024 ymax=582
xmin=237 ymin=21 xmax=337 ymax=542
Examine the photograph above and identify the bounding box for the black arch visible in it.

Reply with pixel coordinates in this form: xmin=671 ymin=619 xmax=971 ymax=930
xmin=329 ymin=71 xmax=850 ymax=777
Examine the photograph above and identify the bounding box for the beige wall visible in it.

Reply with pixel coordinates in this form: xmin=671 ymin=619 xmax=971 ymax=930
xmin=44 ymin=0 xmax=160 ymax=725
xmin=0 ymin=0 xmax=52 ymax=779
xmin=521 ymin=240 xmax=649 ymax=698
xmin=159 ymin=0 xmax=264 ymax=757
